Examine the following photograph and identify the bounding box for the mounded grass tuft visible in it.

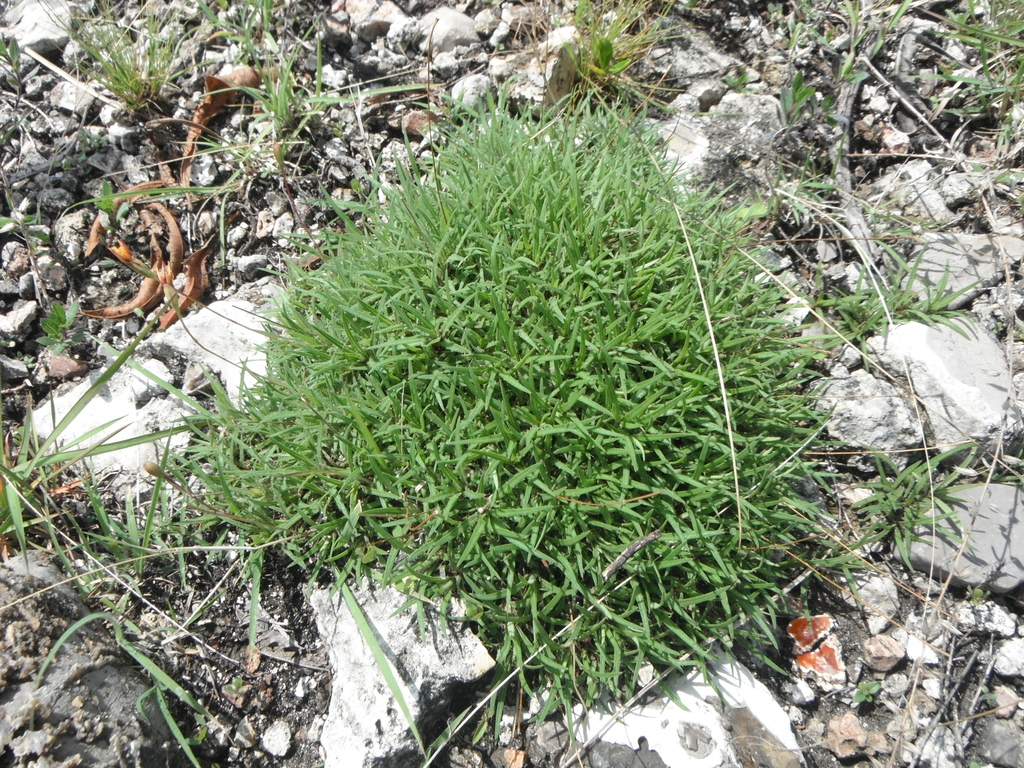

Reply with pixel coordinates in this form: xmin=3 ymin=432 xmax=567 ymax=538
xmin=186 ymin=102 xmax=829 ymax=708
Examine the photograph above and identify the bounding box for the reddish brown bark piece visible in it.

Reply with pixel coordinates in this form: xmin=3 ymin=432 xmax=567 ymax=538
xmin=180 ymin=66 xmax=262 ymax=188
xmin=786 ymin=614 xmax=833 ymax=654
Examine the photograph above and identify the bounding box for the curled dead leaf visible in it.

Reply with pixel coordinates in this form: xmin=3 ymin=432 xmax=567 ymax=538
xmin=108 ymin=238 xmax=137 ymax=266
xmin=85 ymin=216 xmax=106 ymax=260
xmin=82 ymin=276 xmax=163 ymax=319
xmin=181 ymin=66 xmax=263 ymax=187
xmin=158 ymin=241 xmax=212 ymax=329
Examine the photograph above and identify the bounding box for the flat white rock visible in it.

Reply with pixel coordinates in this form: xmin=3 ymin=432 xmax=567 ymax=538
xmin=574 ymin=657 xmax=799 ymax=768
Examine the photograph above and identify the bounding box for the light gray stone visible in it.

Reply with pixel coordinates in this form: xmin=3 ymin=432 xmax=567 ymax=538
xmin=385 ymin=15 xmax=420 ymax=51
xmin=52 ymin=208 xmax=93 ymax=262
xmin=903 ymin=233 xmax=1024 ymax=310
xmin=652 ymin=23 xmax=745 ymax=81
xmin=661 ymin=91 xmax=783 ymax=197
xmin=783 ymin=679 xmax=815 ymax=706
xmin=419 ymin=7 xmax=478 ymax=53
xmin=659 ymin=112 xmax=711 ymax=178
xmin=320 ymin=63 xmax=349 ymax=90
xmin=261 ymin=719 xmax=292 ymax=757
xmin=818 ymin=368 xmax=921 ymax=469
xmin=235 ymin=252 xmax=271 ymax=282
xmin=871 ymin=159 xmax=954 ymax=222
xmin=957 ymin=601 xmax=1017 ymax=637
xmin=853 ymin=573 xmax=901 ymax=634
xmin=189 ymin=153 xmax=217 ymax=187
xmin=0 ymin=354 xmax=29 ymax=384
xmin=311 ymin=582 xmax=495 ymax=768
xmin=867 ymin=320 xmax=1023 ymax=458
xmin=0 ymin=300 xmax=38 ymax=337
xmin=345 ymin=0 xmax=408 ymax=42
xmin=979 ymin=719 xmax=1024 ymax=768
xmin=18 ymin=272 xmax=34 ymax=299
xmin=0 ymin=553 xmax=186 ymax=766
xmin=489 ymin=20 xmax=511 ymax=48
xmin=35 ymin=254 xmax=67 ymax=291
xmin=107 ymin=122 xmax=143 ymax=153
xmin=892 ymin=615 xmax=943 ymax=665
xmin=50 ymin=80 xmax=94 ymax=116
xmin=451 ymin=74 xmax=491 ymax=110
xmin=940 ymin=172 xmax=978 ymax=208
xmin=910 ymin=485 xmax=1024 ymax=594
xmin=915 ymin=725 xmax=957 ymax=768
xmin=233 ymin=717 xmax=257 ymax=749
xmin=689 ymin=78 xmax=728 ymax=111
xmin=272 ymin=212 xmax=293 ymax=238
xmin=497 ymin=37 xmax=577 ymax=110
xmin=997 ymin=638 xmax=1024 ymax=678
xmin=430 ymin=50 xmax=459 ymax=79
xmin=3 ymin=0 xmax=77 ymax=54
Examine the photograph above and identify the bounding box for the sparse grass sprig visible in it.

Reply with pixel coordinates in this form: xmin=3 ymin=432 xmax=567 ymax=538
xmin=185 ymin=102 xmax=831 ymax=711
xmin=63 ymin=0 xmax=193 ymax=112
xmin=850 ymin=447 xmax=966 ymax=565
xmin=810 ymin=245 xmax=969 ymax=349
xmin=927 ymin=0 xmax=1024 ymax=153
xmin=0 ymin=317 xmax=187 ymax=554
xmin=571 ymin=0 xmax=662 ymax=100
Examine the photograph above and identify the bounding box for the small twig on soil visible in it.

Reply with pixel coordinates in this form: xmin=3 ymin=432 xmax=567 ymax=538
xmin=21 ymin=47 xmax=119 ymax=107
xmin=601 ymin=530 xmax=661 ymax=582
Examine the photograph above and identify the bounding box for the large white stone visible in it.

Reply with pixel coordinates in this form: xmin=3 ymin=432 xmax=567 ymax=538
xmin=31 ymin=299 xmax=268 ymax=476
xmin=574 ymin=657 xmax=800 ymax=768
xmin=312 ymin=583 xmax=495 ymax=768
xmin=31 ymin=359 xmax=190 ymax=476
xmin=141 ymin=299 xmax=267 ymax=403
xmin=910 ymin=484 xmax=1024 ymax=593
xmin=418 ymin=7 xmax=478 ymax=53
xmin=818 ymin=368 xmax=922 ymax=468
xmin=866 ymin=320 xmax=1023 ymax=458
xmin=3 ymin=0 xmax=76 ymax=53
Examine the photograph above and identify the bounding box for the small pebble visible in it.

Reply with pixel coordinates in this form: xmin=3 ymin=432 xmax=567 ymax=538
xmin=993 ymin=685 xmax=1021 ymax=718
xmin=261 ymin=719 xmax=292 ymax=757
xmin=47 ymin=354 xmax=89 ymax=380
xmin=232 ymin=717 xmax=257 ymax=749
xmin=862 ymin=634 xmax=905 ymax=672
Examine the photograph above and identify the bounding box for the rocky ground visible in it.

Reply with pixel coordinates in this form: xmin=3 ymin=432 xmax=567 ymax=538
xmin=2 ymin=0 xmax=1024 ymax=766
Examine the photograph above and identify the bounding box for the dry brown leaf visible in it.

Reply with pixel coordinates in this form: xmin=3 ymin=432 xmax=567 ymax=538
xmin=85 ymin=216 xmax=106 ymax=260
xmin=180 ymin=66 xmax=262 ymax=187
xmin=143 ymin=201 xmax=184 ymax=276
xmin=83 ymin=232 xmax=168 ymax=319
xmin=244 ymin=646 xmax=261 ymax=674
xmin=158 ymin=241 xmax=212 ymax=329
xmin=82 ymin=276 xmax=163 ymax=319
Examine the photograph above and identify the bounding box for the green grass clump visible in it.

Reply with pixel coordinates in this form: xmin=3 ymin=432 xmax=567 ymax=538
xmin=187 ymin=102 xmax=828 ymax=709
xmin=64 ymin=0 xmax=189 ymax=112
